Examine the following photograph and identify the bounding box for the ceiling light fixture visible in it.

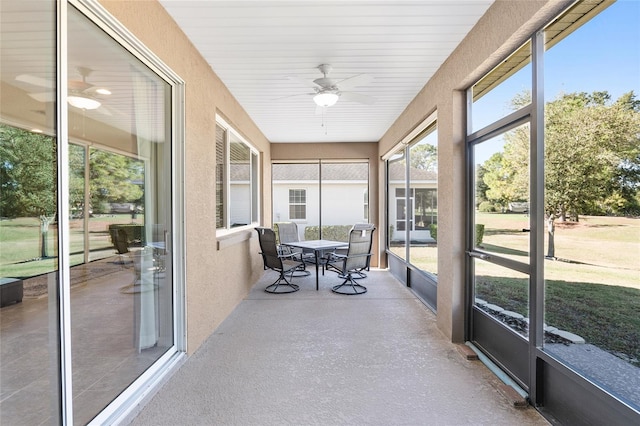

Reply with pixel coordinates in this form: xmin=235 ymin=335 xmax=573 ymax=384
xmin=313 ymin=92 xmax=339 ymax=107
xmin=67 ymin=95 xmax=101 ymax=110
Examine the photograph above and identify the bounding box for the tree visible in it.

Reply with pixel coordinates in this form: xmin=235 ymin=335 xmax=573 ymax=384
xmin=0 ymin=124 xmax=56 ymax=218
xmin=478 ymin=91 xmax=640 ymax=258
xmin=409 ymin=143 xmax=437 ymax=173
xmin=88 ymin=148 xmax=143 ymax=213
xmin=544 ymin=91 xmax=640 ymax=224
xmin=69 ymin=144 xmax=86 ymax=217
xmin=481 ymin=146 xmax=528 ymax=211
xmin=475 ymin=164 xmax=490 ymax=207
xmin=0 ymin=123 xmax=57 ymax=257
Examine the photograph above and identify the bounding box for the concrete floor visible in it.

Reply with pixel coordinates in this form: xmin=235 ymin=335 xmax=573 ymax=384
xmin=128 ymin=269 xmax=550 ymax=426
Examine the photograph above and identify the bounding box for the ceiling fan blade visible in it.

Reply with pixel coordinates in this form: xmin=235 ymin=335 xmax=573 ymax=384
xmin=287 ymin=75 xmax=320 ymax=89
xmin=68 ymin=79 xmax=93 ymax=92
xmin=335 ymin=73 xmax=373 ymax=91
xmin=16 ymin=74 xmax=54 ymax=88
xmin=272 ymin=92 xmax=314 ymax=101
xmin=28 ymin=92 xmax=54 ymax=103
xmin=340 ymin=91 xmax=375 ymax=105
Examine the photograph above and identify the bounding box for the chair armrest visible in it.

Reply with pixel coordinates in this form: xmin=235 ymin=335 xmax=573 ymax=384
xmin=326 ymin=252 xmax=347 ymax=262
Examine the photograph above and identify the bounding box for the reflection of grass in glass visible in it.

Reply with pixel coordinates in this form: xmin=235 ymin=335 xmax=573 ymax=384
xmin=0 ymin=217 xmax=47 ymax=264
xmin=0 ymin=214 xmax=142 ymax=277
xmin=476 ymin=275 xmax=640 ymax=367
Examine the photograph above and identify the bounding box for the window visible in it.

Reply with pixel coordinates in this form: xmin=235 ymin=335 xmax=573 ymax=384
xmin=467 ymin=0 xmax=640 ymax=419
xmin=216 ymin=117 xmax=259 ymax=230
xmin=215 ymin=125 xmax=226 ymax=228
xmin=289 ymin=189 xmax=306 ymax=219
xmin=542 ymin=0 xmax=640 ymax=409
xmin=385 ymin=119 xmax=438 ymax=274
xmin=363 ymin=189 xmax=369 ymax=221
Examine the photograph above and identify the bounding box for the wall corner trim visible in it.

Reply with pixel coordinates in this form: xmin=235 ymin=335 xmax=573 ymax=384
xmin=217 ymin=229 xmax=254 ymax=251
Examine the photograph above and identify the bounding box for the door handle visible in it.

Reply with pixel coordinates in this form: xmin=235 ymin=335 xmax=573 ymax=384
xmin=466 ymin=251 xmax=490 ymax=260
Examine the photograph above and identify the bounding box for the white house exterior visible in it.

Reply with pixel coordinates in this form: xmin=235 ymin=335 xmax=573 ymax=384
xmin=272 ymin=163 xmax=369 ymax=240
xmin=387 ymin=162 xmax=437 ymax=243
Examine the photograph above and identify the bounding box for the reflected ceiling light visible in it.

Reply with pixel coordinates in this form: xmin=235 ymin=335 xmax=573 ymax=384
xmin=95 ymin=88 xmax=112 ymax=95
xmin=313 ymin=92 xmax=339 ymax=107
xmin=67 ymin=95 xmax=101 ymax=110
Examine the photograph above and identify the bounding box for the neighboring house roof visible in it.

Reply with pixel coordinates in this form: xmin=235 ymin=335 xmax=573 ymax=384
xmin=269 ymin=162 xmax=437 ymax=182
xmin=230 ymin=163 xmax=251 ymax=181
xmin=388 ymin=162 xmax=437 ymax=181
xmin=272 ymin=163 xmax=367 ymax=181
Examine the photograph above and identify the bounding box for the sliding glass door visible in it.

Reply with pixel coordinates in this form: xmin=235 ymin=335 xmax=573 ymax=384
xmin=67 ymin=6 xmax=175 ymax=423
xmin=1 ymin=1 xmax=183 ymax=424
xmin=0 ymin=2 xmax=61 ymax=424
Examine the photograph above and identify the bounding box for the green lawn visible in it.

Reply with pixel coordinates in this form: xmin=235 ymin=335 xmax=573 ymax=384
xmin=0 ymin=214 xmax=143 ymax=277
xmin=394 ymin=213 xmax=639 ymax=366
xmin=475 ymin=213 xmax=639 ymax=367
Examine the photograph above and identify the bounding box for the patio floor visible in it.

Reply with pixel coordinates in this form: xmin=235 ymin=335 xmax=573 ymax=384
xmin=127 ymin=268 xmax=549 ymax=425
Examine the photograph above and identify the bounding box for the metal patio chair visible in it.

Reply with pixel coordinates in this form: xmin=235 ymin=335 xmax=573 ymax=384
xmin=325 ymin=225 xmax=375 ymax=295
xmin=255 ymin=227 xmax=305 ymax=293
xmin=274 ymin=222 xmax=314 ymax=276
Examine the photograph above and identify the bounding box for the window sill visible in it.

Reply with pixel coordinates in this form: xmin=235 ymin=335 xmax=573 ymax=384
xmin=216 ymin=228 xmax=255 ymax=251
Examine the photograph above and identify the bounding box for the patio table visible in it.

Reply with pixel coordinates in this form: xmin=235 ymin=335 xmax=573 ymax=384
xmin=281 ymin=239 xmax=348 ymax=290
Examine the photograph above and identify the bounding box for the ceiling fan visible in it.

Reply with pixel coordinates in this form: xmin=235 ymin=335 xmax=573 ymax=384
xmin=285 ymin=64 xmax=375 ymax=110
xmin=17 ymin=66 xmax=112 ymax=111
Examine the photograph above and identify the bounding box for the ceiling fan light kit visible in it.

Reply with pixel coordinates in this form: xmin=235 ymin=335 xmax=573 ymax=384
xmin=313 ymin=92 xmax=339 ymax=107
xmin=19 ymin=66 xmax=109 ymax=111
xmin=286 ymin=64 xmax=375 ymax=110
xmin=67 ymin=95 xmax=101 ymax=110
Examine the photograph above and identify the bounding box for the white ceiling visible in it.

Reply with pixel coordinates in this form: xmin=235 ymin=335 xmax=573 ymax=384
xmin=158 ymin=1 xmax=494 ymax=143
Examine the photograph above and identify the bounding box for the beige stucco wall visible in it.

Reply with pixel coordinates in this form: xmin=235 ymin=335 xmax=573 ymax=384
xmin=99 ymin=0 xmax=272 ymax=354
xmin=378 ymin=0 xmax=572 ymax=342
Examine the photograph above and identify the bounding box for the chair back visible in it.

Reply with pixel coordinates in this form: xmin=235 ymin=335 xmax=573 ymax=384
xmin=344 ymin=226 xmax=375 ymax=272
xmin=255 ymin=227 xmax=283 ymax=271
xmin=114 ymin=229 xmax=130 ymax=254
xmin=352 ymin=223 xmax=375 ymax=232
xmin=274 ymin=222 xmax=300 ymax=244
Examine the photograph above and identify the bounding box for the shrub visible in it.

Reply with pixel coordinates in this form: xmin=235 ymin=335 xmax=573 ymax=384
xmin=478 ymin=201 xmax=497 ymax=212
xmin=427 ymin=224 xmax=483 ymax=245
xmin=475 ymin=224 xmax=485 ymax=246
xmin=430 ymin=224 xmax=437 ymax=242
xmin=304 ymin=225 xmax=352 ymax=241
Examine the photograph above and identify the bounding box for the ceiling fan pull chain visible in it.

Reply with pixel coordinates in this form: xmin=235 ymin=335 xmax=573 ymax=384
xmin=321 ymin=109 xmax=328 ymax=135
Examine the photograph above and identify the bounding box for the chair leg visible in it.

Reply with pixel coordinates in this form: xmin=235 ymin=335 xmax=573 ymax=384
xmin=331 ymin=273 xmax=367 ymax=295
xmin=290 ymin=260 xmax=311 ymax=277
xmin=265 ymin=271 xmax=299 ymax=293
xmin=337 ymin=270 xmax=366 ymax=279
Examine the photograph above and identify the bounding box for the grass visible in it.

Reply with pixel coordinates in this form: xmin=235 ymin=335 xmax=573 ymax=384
xmin=0 ymin=214 xmax=143 ymax=277
xmin=475 ymin=275 xmax=640 ymax=367
xmin=475 ymin=213 xmax=639 ymax=367
xmin=392 ymin=213 xmax=639 ymax=367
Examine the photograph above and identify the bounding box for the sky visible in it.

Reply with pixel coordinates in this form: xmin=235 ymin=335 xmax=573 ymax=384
xmin=472 ymin=0 xmax=640 ymax=163
xmin=545 ymin=0 xmax=640 ymax=101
